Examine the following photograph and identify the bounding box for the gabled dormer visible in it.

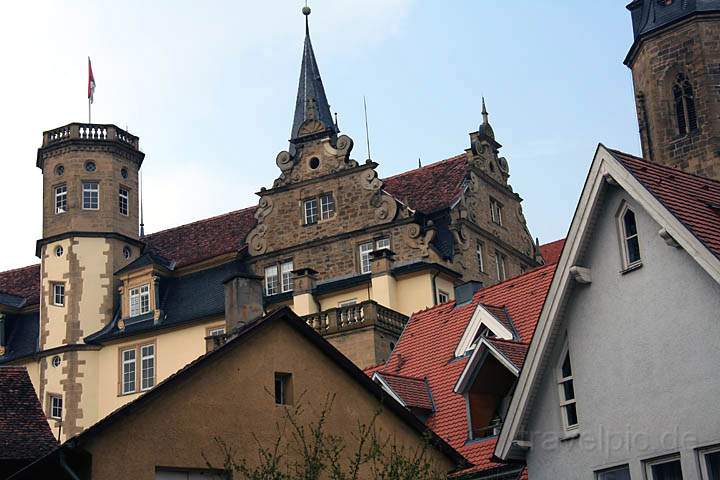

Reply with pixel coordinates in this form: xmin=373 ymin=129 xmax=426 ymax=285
xmin=115 ymin=251 xmax=175 ymax=326
xmin=454 ymin=302 xmax=516 ymax=358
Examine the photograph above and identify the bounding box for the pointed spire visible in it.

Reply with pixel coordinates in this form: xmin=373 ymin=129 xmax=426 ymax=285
xmin=481 ymin=96 xmax=489 ymax=125
xmin=290 ymin=5 xmax=336 ymax=145
xmin=139 ymin=170 xmax=145 ymax=237
xmin=478 ymin=96 xmax=496 ymax=141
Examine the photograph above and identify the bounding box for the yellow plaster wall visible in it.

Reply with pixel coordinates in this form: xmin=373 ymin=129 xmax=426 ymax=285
xmin=44 ymin=355 xmax=64 ymax=436
xmin=435 ymin=275 xmax=456 ymax=303
xmin=42 ymin=238 xmax=72 ymax=349
xmin=395 ymin=272 xmax=434 ymax=316
xmin=317 ymin=285 xmax=372 ymax=311
xmin=96 ymin=317 xmax=223 ymax=417
xmin=75 ymin=237 xmax=112 ymax=338
xmin=77 ymin=350 xmax=100 ymax=433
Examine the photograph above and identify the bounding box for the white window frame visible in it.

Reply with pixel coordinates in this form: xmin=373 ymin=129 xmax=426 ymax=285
xmin=264 ymin=265 xmax=279 ymax=296
xmin=82 ymin=181 xmax=99 ymax=210
xmin=319 ymin=193 xmax=335 ymax=220
xmin=122 ymin=348 xmax=137 ymax=394
xmin=557 ymin=339 xmax=579 ymax=433
xmin=50 ymin=394 xmax=63 ymax=420
xmin=140 ymin=344 xmax=155 ymax=391
xmin=595 ymin=464 xmax=631 ymax=480
xmin=644 ymin=454 xmax=683 ymax=480
xmin=495 ymin=251 xmax=507 ymax=281
xmin=208 ymin=326 xmax=225 ymax=337
xmin=52 ymin=283 xmax=65 ymax=306
xmin=129 ymin=284 xmax=150 ymax=317
xmin=616 ymin=202 xmax=642 ymax=270
xmin=280 ymin=260 xmax=294 ymax=293
xmin=359 ymin=238 xmax=390 ymax=274
xmin=437 ymin=290 xmax=450 ymax=304
xmin=119 ymin=187 xmax=129 ymax=216
xmin=699 ymin=445 xmax=720 ymax=480
xmin=54 ymin=184 xmax=67 ymax=214
xmin=303 ymin=198 xmax=318 ymax=225
xmin=490 ymin=198 xmax=503 ymax=225
xmin=476 ymin=240 xmax=485 ymax=273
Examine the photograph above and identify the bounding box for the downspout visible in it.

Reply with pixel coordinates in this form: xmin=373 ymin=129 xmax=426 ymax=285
xmin=59 ymin=450 xmax=81 ymax=480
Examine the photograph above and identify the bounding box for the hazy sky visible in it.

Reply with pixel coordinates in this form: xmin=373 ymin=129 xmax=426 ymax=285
xmin=0 ymin=1 xmax=640 ymax=271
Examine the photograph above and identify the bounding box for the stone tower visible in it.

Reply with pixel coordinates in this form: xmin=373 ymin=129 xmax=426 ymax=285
xmin=36 ymin=123 xmax=144 ymax=439
xmin=625 ymin=0 xmax=720 ymax=181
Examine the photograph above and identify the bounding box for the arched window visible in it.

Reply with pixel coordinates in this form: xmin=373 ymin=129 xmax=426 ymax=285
xmin=557 ymin=339 xmax=578 ymax=432
xmin=673 ymin=73 xmax=698 ymax=136
xmin=617 ymin=202 xmax=642 ymax=270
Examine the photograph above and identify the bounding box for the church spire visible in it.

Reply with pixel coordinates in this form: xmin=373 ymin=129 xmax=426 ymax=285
xmin=290 ymin=5 xmax=337 ymax=146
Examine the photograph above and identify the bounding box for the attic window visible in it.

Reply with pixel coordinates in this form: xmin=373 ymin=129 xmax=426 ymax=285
xmin=274 ymin=372 xmax=293 ymax=405
xmin=129 ymin=284 xmax=150 ymax=317
xmin=617 ymin=202 xmax=642 ymax=271
xmin=557 ymin=339 xmax=579 ymax=432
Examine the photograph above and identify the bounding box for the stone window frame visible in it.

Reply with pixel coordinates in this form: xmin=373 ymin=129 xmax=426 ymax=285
xmin=51 ymin=282 xmax=65 ymax=307
xmin=117 ymin=339 xmax=157 ymax=396
xmin=54 ymin=183 xmax=68 ymax=214
xmin=476 ymin=239 xmax=485 ymax=273
xmin=118 ymin=185 xmax=130 ymax=216
xmin=615 ymin=201 xmax=642 ymax=273
xmin=494 ymin=250 xmax=507 ymax=282
xmin=303 ymin=191 xmax=337 ymax=225
xmin=303 ymin=197 xmax=319 ymax=225
xmin=672 ymin=72 xmax=698 ymax=137
xmin=490 ymin=197 xmax=503 ymax=226
xmin=81 ymin=180 xmax=100 ymax=210
xmin=358 ymin=237 xmax=391 ymax=274
xmin=698 ymin=444 xmax=720 ymax=480
xmin=46 ymin=392 xmax=63 ymax=420
xmin=319 ymin=192 xmax=336 ymax=220
xmin=264 ymin=259 xmax=294 ymax=296
xmin=643 ymin=454 xmax=683 ymax=480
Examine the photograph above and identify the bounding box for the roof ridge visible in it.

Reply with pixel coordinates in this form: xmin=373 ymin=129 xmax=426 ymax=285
xmin=475 ymin=263 xmax=556 ymax=297
xmin=144 ymin=205 xmax=257 ymax=238
xmin=0 ymin=264 xmax=40 ymax=276
xmin=610 ymin=148 xmax=720 ymax=187
xmin=381 ymin=153 xmax=467 ymax=182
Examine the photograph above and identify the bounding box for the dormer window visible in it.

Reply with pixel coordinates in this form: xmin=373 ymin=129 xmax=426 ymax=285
xmin=557 ymin=339 xmax=579 ymax=432
xmin=129 ymin=284 xmax=150 ymax=317
xmin=617 ymin=203 xmax=641 ymax=270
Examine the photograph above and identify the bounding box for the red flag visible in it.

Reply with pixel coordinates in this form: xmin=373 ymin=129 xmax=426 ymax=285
xmin=88 ymin=57 xmax=96 ymax=104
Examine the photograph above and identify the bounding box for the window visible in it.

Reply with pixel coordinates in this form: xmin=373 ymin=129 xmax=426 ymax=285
xmin=476 ymin=241 xmax=485 ymax=273
xmin=49 ymin=394 xmax=63 ymax=420
xmin=320 ymin=193 xmax=335 ymax=220
xmin=141 ymin=344 xmax=155 ymax=391
xmin=673 ymin=72 xmax=698 ymax=136
xmin=264 ymin=265 xmax=279 ymax=296
xmin=490 ymin=198 xmax=503 ymax=225
xmin=437 ymin=290 xmax=450 ymax=304
xmin=495 ymin=251 xmax=507 ymax=281
xmin=123 ymin=246 xmax=131 ymax=259
xmin=54 ymin=245 xmax=64 ymax=257
xmin=274 ymin=372 xmax=292 ymax=405
xmin=208 ymin=326 xmax=225 ymax=337
xmin=557 ymin=340 xmax=578 ymax=432
xmin=122 ymin=348 xmax=136 ymax=394
xmin=645 ymin=455 xmax=683 ymax=480
xmin=596 ymin=465 xmax=631 ymax=480
xmin=82 ymin=182 xmax=99 ymax=210
xmin=359 ymin=238 xmax=390 ymax=274
xmin=52 ymin=283 xmax=65 ymax=306
xmin=84 ymin=161 xmax=96 ymax=172
xmin=129 ymin=284 xmax=150 ymax=317
xmin=119 ymin=187 xmax=129 ymax=216
xmin=700 ymin=446 xmax=720 ymax=480
xmin=54 ymin=185 xmax=67 ymax=214
xmin=618 ymin=204 xmax=641 ymax=269
xmin=304 ymin=198 xmax=318 ymax=225
xmin=280 ymin=261 xmax=294 ymax=293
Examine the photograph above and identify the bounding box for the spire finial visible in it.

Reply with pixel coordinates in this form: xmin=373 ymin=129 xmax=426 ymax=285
xmin=481 ymin=96 xmax=489 ymax=125
xmin=139 ymin=170 xmax=145 ymax=238
xmin=302 ymin=2 xmax=311 ymax=33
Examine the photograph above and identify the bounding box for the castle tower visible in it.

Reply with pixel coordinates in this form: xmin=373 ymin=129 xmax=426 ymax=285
xmin=625 ymin=0 xmax=720 ymax=180
xmin=36 ymin=123 xmax=144 ymax=439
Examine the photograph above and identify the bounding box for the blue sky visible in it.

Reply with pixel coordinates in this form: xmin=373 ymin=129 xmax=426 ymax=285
xmin=0 ymin=1 xmax=639 ymax=271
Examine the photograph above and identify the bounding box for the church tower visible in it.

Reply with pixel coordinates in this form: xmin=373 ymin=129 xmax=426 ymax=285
xmin=625 ymin=0 xmax=720 ymax=181
xmin=36 ymin=123 xmax=144 ymax=439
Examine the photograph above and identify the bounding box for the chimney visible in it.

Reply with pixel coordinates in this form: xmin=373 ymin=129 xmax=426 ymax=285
xmin=291 ymin=267 xmax=319 ymax=316
xmin=223 ymin=273 xmax=264 ymax=334
xmin=370 ymin=248 xmax=397 ymax=309
xmin=454 ymin=281 xmax=483 ymax=306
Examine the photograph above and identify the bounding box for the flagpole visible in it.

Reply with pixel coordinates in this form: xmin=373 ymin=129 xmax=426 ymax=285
xmin=88 ymin=98 xmax=91 ymax=124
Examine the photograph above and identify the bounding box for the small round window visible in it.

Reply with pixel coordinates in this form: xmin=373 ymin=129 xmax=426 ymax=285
xmin=123 ymin=246 xmax=131 ymax=259
xmin=55 ymin=164 xmax=64 ymax=176
xmin=84 ymin=161 xmax=97 ymax=172
xmin=121 ymin=167 xmax=128 ymax=179
xmin=309 ymin=157 xmax=320 ymax=170
xmin=54 ymin=245 xmax=64 ymax=257
xmin=51 ymin=355 xmax=61 ymax=368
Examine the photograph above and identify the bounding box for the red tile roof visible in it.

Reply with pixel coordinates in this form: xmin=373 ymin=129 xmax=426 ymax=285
xmin=383 ymin=154 xmax=469 ymax=214
xmin=539 ymin=238 xmax=565 ymax=265
xmin=376 ymin=372 xmax=434 ymax=411
xmin=0 ymin=366 xmax=58 ymax=461
xmin=0 ymin=265 xmax=40 ymax=307
xmin=611 ymin=150 xmax=720 ymax=259
xmin=143 ymin=206 xmax=257 ymax=268
xmin=487 ymin=338 xmax=529 ymax=371
xmin=373 ymin=264 xmax=556 ymax=471
xmin=483 ymin=305 xmax=514 ymax=334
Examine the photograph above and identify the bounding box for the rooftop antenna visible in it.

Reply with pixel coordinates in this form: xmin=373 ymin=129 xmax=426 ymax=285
xmin=139 ymin=170 xmax=145 ymax=237
xmin=363 ymin=95 xmax=372 ymax=161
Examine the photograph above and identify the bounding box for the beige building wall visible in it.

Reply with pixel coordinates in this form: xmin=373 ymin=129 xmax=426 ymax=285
xmin=81 ymin=319 xmax=458 ymax=479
